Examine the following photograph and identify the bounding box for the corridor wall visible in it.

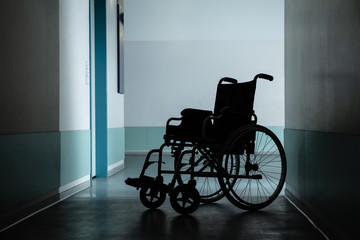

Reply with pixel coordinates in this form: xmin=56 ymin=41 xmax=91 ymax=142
xmin=285 ymin=0 xmax=360 ymax=238
xmin=0 ymin=0 xmax=62 ymax=228
xmin=0 ymin=0 xmax=125 ymax=229
xmin=124 ymin=0 xmax=285 ymax=151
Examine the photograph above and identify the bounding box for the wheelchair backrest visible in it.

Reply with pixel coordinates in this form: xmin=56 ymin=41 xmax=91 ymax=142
xmin=211 ymin=77 xmax=257 ymax=142
xmin=214 ymin=77 xmax=256 ymax=115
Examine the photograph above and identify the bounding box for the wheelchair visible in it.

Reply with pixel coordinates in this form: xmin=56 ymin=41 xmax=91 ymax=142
xmin=125 ymin=73 xmax=286 ymax=214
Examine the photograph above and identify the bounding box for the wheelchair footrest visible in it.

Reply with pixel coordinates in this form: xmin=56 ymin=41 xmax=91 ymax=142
xmin=125 ymin=176 xmax=154 ymax=188
xmin=125 ymin=176 xmax=170 ymax=191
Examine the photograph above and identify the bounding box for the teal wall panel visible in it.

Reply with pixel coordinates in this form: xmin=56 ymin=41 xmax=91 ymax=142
xmin=0 ymin=132 xmax=60 ymax=214
xmin=108 ymin=128 xmax=125 ymax=165
xmin=284 ymin=129 xmax=305 ymax=196
xmin=146 ymin=127 xmax=168 ymax=150
xmin=60 ymin=130 xmax=90 ymax=186
xmin=125 ymin=127 xmax=168 ymax=151
xmin=285 ymin=128 xmax=360 ymax=238
xmin=125 ymin=127 xmax=147 ymax=150
xmin=125 ymin=126 xmax=284 ymax=151
xmin=125 ymin=127 xmax=166 ymax=151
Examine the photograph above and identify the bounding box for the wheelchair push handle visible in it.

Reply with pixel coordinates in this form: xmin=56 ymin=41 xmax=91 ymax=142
xmin=219 ymin=74 xmax=273 ymax=85
xmin=219 ymin=77 xmax=238 ymax=84
xmin=254 ymin=73 xmax=274 ymax=81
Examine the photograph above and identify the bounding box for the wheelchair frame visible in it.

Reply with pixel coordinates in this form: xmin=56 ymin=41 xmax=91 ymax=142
xmin=126 ymin=73 xmax=286 ymax=214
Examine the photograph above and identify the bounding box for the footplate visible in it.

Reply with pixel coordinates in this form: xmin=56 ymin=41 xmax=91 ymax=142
xmin=125 ymin=176 xmax=154 ymax=189
xmin=125 ymin=176 xmax=169 ymax=191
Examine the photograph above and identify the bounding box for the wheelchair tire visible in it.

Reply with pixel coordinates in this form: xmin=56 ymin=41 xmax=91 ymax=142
xmin=175 ymin=150 xmax=226 ymax=203
xmin=140 ymin=186 xmax=166 ymax=209
xmin=218 ymin=125 xmax=286 ymax=211
xmin=170 ymin=184 xmax=200 ymax=214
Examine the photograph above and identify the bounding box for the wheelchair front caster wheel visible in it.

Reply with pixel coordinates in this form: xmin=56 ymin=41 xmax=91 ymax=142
xmin=140 ymin=186 xmax=166 ymax=209
xmin=170 ymin=184 xmax=200 ymax=214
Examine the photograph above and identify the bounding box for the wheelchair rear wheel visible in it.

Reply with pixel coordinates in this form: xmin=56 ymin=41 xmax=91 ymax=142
xmin=218 ymin=125 xmax=286 ymax=211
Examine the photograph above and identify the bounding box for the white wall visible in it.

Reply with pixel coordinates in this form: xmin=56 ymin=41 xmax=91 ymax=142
xmin=124 ymin=0 xmax=284 ymax=127
xmin=59 ymin=0 xmax=90 ymax=131
xmin=107 ymin=0 xmax=124 ymax=128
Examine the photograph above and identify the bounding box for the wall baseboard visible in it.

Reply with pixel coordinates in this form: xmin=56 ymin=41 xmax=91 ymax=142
xmin=108 ymin=160 xmax=125 ymax=177
xmin=59 ymin=176 xmax=91 ymax=201
xmin=285 ymin=187 xmax=340 ymax=240
xmin=0 ymin=177 xmax=90 ymax=232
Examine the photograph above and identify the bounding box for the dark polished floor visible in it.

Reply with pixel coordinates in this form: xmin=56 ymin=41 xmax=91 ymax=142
xmin=1 ymin=154 xmax=326 ymax=240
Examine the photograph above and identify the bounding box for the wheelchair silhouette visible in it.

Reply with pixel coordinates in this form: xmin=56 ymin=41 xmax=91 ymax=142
xmin=126 ymin=73 xmax=286 ymax=214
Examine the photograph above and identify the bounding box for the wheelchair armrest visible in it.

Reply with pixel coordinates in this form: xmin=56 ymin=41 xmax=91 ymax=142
xmin=166 ymin=117 xmax=182 ymax=128
xmin=166 ymin=109 xmax=213 ymax=138
xmin=166 ymin=108 xmax=212 ymax=128
xmin=181 ymin=108 xmax=212 ymax=117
